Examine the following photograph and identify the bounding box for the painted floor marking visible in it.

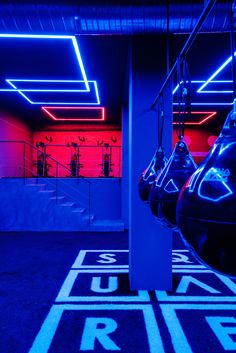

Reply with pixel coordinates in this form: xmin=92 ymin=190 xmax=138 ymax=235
xmin=29 ymin=304 xmax=165 ymax=353
xmin=72 ymin=249 xmax=129 ymax=269
xmin=160 ymin=304 xmax=236 ymax=353
xmin=156 ymin=272 xmax=236 ymax=302
xmin=55 ymin=269 xmax=150 ymax=302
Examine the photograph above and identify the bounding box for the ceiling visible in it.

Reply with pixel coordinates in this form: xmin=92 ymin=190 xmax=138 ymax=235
xmin=0 ymin=1 xmax=234 ymax=130
xmin=0 ymin=34 xmax=130 ymax=128
xmin=0 ymin=1 xmax=231 ymax=34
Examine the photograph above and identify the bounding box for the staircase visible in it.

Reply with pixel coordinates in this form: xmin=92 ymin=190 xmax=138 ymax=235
xmin=0 ymin=140 xmax=124 ymax=232
xmin=0 ymin=178 xmax=124 ymax=231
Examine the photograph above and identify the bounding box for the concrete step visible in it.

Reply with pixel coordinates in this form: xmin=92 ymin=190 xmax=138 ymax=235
xmin=82 ymin=214 xmax=95 ymax=222
xmin=25 ymin=183 xmax=46 ymax=191
xmin=50 ymin=196 xmax=66 ymax=203
xmin=38 ymin=189 xmax=55 ymax=194
xmin=26 ymin=183 xmax=45 ymax=187
xmin=72 ymin=207 xmax=86 ymax=214
xmin=89 ymin=220 xmax=125 ymax=231
xmin=60 ymin=202 xmax=76 ymax=208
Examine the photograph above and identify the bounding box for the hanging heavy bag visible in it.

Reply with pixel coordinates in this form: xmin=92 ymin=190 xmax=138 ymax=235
xmin=149 ymin=151 xmax=169 ymax=218
xmin=138 ymin=147 xmax=167 ymax=202
xmin=138 ymin=96 xmax=167 ymax=202
xmin=177 ymin=106 xmax=236 ymax=278
xmin=151 ymin=139 xmax=197 ymax=228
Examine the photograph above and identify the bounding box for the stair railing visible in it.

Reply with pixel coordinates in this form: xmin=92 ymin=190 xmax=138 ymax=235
xmin=0 ymin=140 xmax=92 ymax=223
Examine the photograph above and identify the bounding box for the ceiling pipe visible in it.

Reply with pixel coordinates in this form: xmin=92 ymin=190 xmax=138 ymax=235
xmin=0 ymin=2 xmax=231 ymax=35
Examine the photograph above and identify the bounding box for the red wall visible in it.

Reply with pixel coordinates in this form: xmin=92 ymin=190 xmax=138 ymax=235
xmin=0 ymin=112 xmax=219 ymax=178
xmin=173 ymin=127 xmax=218 ymax=165
xmin=0 ymin=112 xmax=33 ymax=177
xmin=33 ymin=130 xmax=122 ymax=178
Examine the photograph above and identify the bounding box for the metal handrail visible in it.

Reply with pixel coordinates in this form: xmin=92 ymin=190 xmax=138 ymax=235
xmin=27 ymin=141 xmax=92 ymax=184
xmin=0 ymin=140 xmax=92 ymax=223
xmin=0 ymin=140 xmax=91 ymax=183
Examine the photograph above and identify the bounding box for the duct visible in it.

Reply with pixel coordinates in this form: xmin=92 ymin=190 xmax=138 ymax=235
xmin=0 ymin=2 xmax=231 ymax=35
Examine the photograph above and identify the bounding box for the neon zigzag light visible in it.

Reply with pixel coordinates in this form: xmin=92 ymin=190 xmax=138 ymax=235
xmin=173 ymin=80 xmax=235 ymax=105
xmin=173 ymin=80 xmax=234 ymax=95
xmin=42 ymin=106 xmax=105 ymax=121
xmin=172 ymin=80 xmax=205 ymax=94
xmin=4 ymin=79 xmax=100 ymax=105
xmin=0 ymin=34 xmax=90 ymax=92
xmin=173 ymin=102 xmax=234 ymax=106
xmin=172 ymin=111 xmax=217 ymax=125
xmin=197 ymin=52 xmax=236 ymax=93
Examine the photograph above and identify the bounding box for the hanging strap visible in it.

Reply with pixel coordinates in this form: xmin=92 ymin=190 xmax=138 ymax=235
xmin=230 ymin=0 xmax=236 ymax=101
xmin=157 ymin=94 xmax=165 ymax=150
xmin=183 ymin=59 xmax=192 ymax=127
xmin=176 ymin=57 xmax=184 ymax=140
xmin=176 ymin=57 xmax=191 ymax=140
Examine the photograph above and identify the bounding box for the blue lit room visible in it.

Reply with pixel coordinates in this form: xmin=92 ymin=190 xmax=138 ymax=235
xmin=1 ymin=1 xmax=236 ymax=352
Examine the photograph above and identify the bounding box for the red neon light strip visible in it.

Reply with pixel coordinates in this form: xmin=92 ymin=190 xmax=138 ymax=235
xmin=172 ymin=111 xmax=217 ymax=125
xmin=42 ymin=106 xmax=105 ymax=121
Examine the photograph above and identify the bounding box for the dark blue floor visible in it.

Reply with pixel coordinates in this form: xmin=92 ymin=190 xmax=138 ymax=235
xmin=0 ymin=231 xmax=236 ymax=353
xmin=0 ymin=231 xmax=128 ymax=353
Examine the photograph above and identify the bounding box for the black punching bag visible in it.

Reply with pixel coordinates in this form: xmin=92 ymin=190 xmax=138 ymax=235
xmin=177 ymin=107 xmax=236 ymax=278
xmin=138 ymin=147 xmax=167 ymax=202
xmin=150 ymin=140 xmax=197 ymax=227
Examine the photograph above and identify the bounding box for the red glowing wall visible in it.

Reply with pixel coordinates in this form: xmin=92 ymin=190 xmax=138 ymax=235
xmin=33 ymin=130 xmax=122 ymax=178
xmin=0 ymin=112 xmax=218 ymax=178
xmin=173 ymin=127 xmax=218 ymax=165
xmin=0 ymin=112 xmax=32 ymax=177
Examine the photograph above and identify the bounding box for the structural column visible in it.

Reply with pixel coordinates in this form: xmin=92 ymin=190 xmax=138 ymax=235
xmin=128 ymin=37 xmax=173 ymax=290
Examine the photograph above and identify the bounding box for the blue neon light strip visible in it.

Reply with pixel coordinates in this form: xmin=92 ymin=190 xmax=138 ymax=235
xmin=173 ymin=80 xmax=234 ymax=95
xmin=197 ymin=80 xmax=233 ymax=94
xmin=199 ymin=90 xmax=233 ymax=93
xmin=172 ymin=80 xmax=204 ymax=94
xmin=197 ymin=52 xmax=236 ymax=93
xmin=173 ymin=80 xmax=234 ymax=105
xmin=4 ymin=79 xmax=100 ymax=105
xmin=173 ymin=102 xmax=234 ymax=106
xmin=5 ymin=79 xmax=89 ymax=90
xmin=0 ymin=34 xmax=90 ymax=92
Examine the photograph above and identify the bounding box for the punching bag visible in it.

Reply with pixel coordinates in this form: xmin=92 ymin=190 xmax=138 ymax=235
xmin=150 ymin=140 xmax=197 ymax=228
xmin=177 ymin=107 xmax=236 ymax=277
xmin=138 ymin=147 xmax=167 ymax=202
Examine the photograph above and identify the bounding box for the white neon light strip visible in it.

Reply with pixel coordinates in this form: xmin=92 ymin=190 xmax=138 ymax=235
xmin=173 ymin=102 xmax=233 ymax=106
xmin=5 ymin=79 xmax=100 ymax=105
xmin=0 ymin=34 xmax=90 ymax=91
xmin=172 ymin=80 xmax=204 ymax=94
xmin=197 ymin=52 xmax=236 ymax=93
xmin=199 ymin=90 xmax=233 ymax=93
xmin=173 ymin=80 xmax=234 ymax=95
xmin=198 ymin=80 xmax=233 ymax=94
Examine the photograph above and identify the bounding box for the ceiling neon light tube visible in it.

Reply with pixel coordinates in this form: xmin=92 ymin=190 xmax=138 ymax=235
xmin=197 ymin=80 xmax=233 ymax=94
xmin=198 ymin=90 xmax=233 ymax=94
xmin=0 ymin=34 xmax=90 ymax=92
xmin=173 ymin=80 xmax=234 ymax=95
xmin=172 ymin=80 xmax=204 ymax=94
xmin=173 ymin=102 xmax=233 ymax=106
xmin=197 ymin=52 xmax=236 ymax=93
xmin=172 ymin=111 xmax=217 ymax=125
xmin=42 ymin=106 xmax=105 ymax=121
xmin=5 ymin=79 xmax=100 ymax=105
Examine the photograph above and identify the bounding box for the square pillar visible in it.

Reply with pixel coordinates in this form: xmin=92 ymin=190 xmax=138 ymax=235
xmin=128 ymin=37 xmax=173 ymax=290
